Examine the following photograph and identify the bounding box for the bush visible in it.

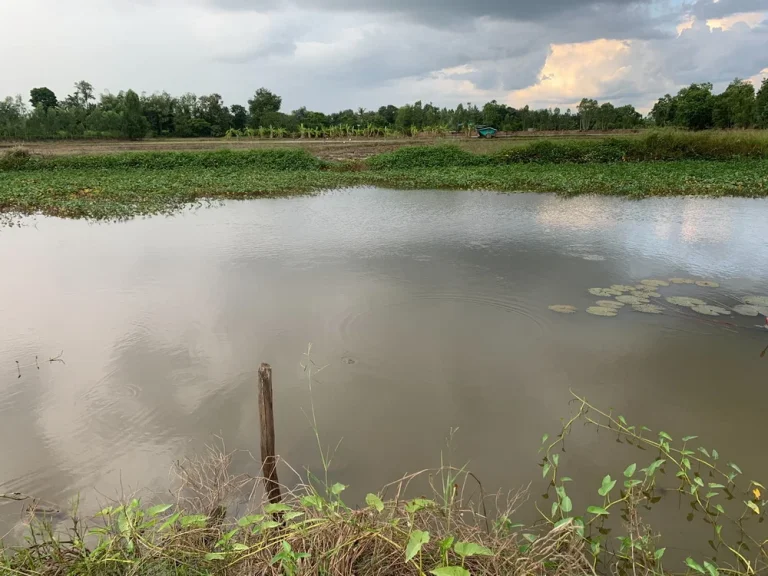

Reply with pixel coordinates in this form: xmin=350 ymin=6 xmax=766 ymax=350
xmin=0 ymin=146 xmax=32 ymax=170
xmin=367 ymin=145 xmax=492 ymax=170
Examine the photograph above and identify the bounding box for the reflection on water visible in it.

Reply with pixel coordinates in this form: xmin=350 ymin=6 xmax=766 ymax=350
xmin=1 ymin=189 xmax=767 ymax=550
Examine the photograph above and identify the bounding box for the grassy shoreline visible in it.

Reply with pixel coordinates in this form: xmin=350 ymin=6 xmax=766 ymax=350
xmin=2 ymin=133 xmax=768 ymax=221
xmin=3 ymin=392 xmax=766 ymax=576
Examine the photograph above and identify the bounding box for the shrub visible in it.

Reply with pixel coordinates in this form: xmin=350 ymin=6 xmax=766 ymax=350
xmin=0 ymin=146 xmax=32 ymax=170
xmin=367 ymin=145 xmax=491 ymax=170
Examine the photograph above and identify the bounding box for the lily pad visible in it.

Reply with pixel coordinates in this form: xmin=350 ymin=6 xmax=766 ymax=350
xmin=744 ymin=296 xmax=768 ymax=307
xmin=691 ymin=305 xmax=731 ymax=316
xmin=617 ymin=295 xmax=650 ymax=305
xmin=589 ymin=288 xmax=622 ymax=297
xmin=669 ymin=278 xmax=695 ymax=284
xmin=549 ymin=305 xmax=577 ymax=314
xmin=641 ymin=279 xmax=670 ymax=288
xmin=587 ymin=306 xmax=618 ymax=317
xmin=596 ymin=300 xmax=625 ymax=309
xmin=695 ymin=281 xmax=720 ymax=288
xmin=610 ymin=285 xmax=636 ymax=293
xmin=643 ymin=292 xmax=662 ymax=299
xmin=666 ymin=296 xmax=707 ymax=308
xmin=633 ymin=303 xmax=663 ymax=314
xmin=733 ymin=305 xmax=760 ymax=317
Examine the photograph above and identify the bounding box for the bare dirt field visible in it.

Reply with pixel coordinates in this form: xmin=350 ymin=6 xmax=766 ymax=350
xmin=0 ymin=131 xmax=633 ymax=161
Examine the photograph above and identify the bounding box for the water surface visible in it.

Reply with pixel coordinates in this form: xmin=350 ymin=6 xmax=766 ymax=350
xmin=1 ymin=189 xmax=767 ymax=549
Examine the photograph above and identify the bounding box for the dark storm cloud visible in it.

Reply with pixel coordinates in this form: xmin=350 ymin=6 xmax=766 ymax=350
xmin=208 ymin=0 xmax=657 ymax=26
xmin=691 ymin=0 xmax=768 ymax=20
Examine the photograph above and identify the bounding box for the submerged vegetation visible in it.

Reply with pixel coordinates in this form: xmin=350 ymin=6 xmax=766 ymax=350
xmin=4 ymin=388 xmax=768 ymax=576
xmin=2 ymin=131 xmax=768 ymax=222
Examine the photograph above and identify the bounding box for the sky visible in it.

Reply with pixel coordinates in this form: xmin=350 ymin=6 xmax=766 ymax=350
xmin=1 ymin=0 xmax=767 ymax=114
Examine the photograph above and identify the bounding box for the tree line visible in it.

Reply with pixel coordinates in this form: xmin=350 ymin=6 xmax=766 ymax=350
xmin=650 ymin=79 xmax=768 ymax=130
xmin=1 ymin=77 xmax=767 ymax=140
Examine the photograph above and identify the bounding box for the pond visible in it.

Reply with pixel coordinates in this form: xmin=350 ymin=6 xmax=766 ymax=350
xmin=1 ymin=189 xmax=767 ymax=551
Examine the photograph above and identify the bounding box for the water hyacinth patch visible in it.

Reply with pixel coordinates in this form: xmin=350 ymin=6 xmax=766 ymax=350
xmin=549 ymin=305 xmax=577 ymax=314
xmin=587 ymin=306 xmax=618 ymax=317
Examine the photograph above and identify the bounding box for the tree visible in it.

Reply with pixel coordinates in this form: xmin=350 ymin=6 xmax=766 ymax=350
xmin=577 ymin=98 xmax=599 ymax=130
xmin=197 ymin=93 xmax=231 ymax=136
xmin=142 ymin=92 xmax=176 ymax=136
xmin=674 ymin=83 xmax=714 ymax=130
xmin=650 ymin=94 xmax=676 ymax=127
xmin=248 ymin=88 xmax=282 ymax=127
xmin=230 ymin=104 xmax=248 ymax=130
xmin=122 ymin=89 xmax=147 ymax=140
xmin=71 ymin=80 xmax=95 ymax=109
xmin=29 ymin=87 xmax=57 ymax=110
xmin=757 ymin=78 xmax=768 ymax=128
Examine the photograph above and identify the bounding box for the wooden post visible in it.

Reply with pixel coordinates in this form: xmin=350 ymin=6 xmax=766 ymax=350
xmin=258 ymin=363 xmax=282 ymax=505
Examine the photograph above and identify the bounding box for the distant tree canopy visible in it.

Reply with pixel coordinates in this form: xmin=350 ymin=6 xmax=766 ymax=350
xmin=650 ymin=79 xmax=767 ymax=130
xmin=1 ymin=77 xmax=767 ymax=140
xmin=29 ymin=87 xmax=57 ymax=110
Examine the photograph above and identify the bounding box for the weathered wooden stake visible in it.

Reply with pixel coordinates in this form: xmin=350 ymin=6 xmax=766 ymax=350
xmin=258 ymin=362 xmax=282 ymax=506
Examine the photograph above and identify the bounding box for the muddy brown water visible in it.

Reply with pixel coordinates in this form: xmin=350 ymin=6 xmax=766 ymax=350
xmin=1 ymin=189 xmax=767 ymax=555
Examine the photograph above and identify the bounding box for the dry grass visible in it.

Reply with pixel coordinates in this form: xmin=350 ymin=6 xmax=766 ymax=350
xmin=1 ymin=444 xmax=594 ymax=576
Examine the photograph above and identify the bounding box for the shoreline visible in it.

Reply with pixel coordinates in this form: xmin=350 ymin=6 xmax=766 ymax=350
xmin=2 ymin=137 xmax=768 ymax=221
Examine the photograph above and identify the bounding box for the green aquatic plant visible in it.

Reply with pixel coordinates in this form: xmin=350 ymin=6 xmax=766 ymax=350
xmin=548 ymin=305 xmax=577 ymax=314
xmin=642 ymin=291 xmax=662 ymax=298
xmin=610 ymin=285 xmax=635 ymax=293
xmin=586 ymin=306 xmax=618 ymax=317
xmin=744 ymin=296 xmax=768 ymax=307
xmin=632 ymin=303 xmax=663 ymax=314
xmin=641 ymin=279 xmax=670 ymax=288
xmin=666 ymin=296 xmax=707 ymax=308
xmin=695 ymin=280 xmax=720 ymax=288
xmin=596 ymin=300 xmax=624 ymax=309
xmin=733 ymin=305 xmax=761 ymax=317
xmin=691 ymin=304 xmax=731 ymax=316
xmin=669 ymin=277 xmax=696 ymax=284
xmin=589 ymin=288 xmax=622 ymax=297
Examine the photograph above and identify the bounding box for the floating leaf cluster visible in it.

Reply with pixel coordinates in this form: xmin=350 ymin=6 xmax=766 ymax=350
xmin=549 ymin=305 xmax=577 ymax=314
xmin=587 ymin=306 xmax=618 ymax=317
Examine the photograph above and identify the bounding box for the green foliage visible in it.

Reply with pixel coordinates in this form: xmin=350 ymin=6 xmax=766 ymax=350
xmin=0 ymin=146 xmax=31 ymax=170
xmin=121 ymin=89 xmax=147 ymax=140
xmin=29 ymin=87 xmax=57 ymax=110
xmin=367 ymin=145 xmax=492 ymax=170
xmin=405 ymin=530 xmax=430 ymax=562
xmin=540 ymin=391 xmax=768 ymax=576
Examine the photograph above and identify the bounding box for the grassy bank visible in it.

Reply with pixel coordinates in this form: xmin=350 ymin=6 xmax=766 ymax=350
xmin=2 ymin=132 xmax=768 ymax=221
xmin=2 ymin=393 xmax=766 ymax=576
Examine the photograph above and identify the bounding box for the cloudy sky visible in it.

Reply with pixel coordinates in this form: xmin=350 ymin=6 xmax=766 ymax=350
xmin=1 ymin=0 xmax=767 ymax=113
